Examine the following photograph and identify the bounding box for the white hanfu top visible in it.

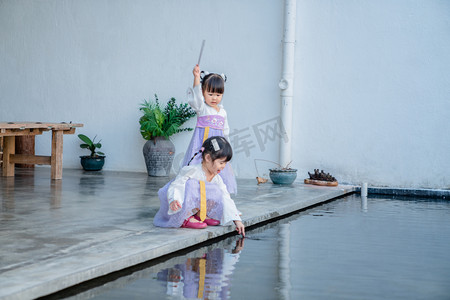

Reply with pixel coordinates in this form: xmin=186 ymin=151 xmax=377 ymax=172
xmin=167 ymin=164 xmax=241 ymax=225
xmin=186 ymin=84 xmax=230 ymax=139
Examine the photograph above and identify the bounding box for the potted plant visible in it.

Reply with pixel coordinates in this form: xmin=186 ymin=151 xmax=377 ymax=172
xmin=139 ymin=94 xmax=196 ymax=176
xmin=254 ymin=159 xmax=298 ymax=185
xmin=78 ymin=134 xmax=105 ymax=171
xmin=269 ymin=163 xmax=297 ymax=185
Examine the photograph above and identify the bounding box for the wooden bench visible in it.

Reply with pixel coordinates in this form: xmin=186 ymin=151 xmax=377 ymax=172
xmin=0 ymin=122 xmax=83 ymax=180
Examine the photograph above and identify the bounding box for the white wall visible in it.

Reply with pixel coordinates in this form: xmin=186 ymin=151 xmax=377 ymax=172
xmin=0 ymin=0 xmax=283 ymax=176
xmin=293 ymin=0 xmax=450 ymax=189
xmin=1 ymin=0 xmax=449 ymax=189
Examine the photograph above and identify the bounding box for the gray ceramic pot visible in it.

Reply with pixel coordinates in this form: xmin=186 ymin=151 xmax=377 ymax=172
xmin=269 ymin=169 xmax=297 ymax=185
xmin=143 ymin=137 xmax=175 ymax=176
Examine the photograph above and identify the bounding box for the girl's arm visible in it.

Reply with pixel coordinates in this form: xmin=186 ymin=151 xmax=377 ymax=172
xmin=186 ymin=65 xmax=204 ymax=113
xmin=167 ymin=166 xmax=197 ymax=214
xmin=216 ymin=176 xmax=242 ymax=227
xmin=193 ymin=64 xmax=201 ymax=87
xmin=187 ymin=84 xmax=204 ymax=112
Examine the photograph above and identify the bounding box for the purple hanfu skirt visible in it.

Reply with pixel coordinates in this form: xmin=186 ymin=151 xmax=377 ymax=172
xmin=181 ymin=115 xmax=237 ymax=194
xmin=153 ymin=179 xmax=224 ymax=228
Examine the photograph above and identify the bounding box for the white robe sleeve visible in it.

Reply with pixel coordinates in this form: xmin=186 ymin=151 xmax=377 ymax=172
xmin=167 ymin=166 xmax=198 ymax=215
xmin=186 ymin=84 xmax=204 ymax=113
xmin=216 ymin=176 xmax=241 ymax=225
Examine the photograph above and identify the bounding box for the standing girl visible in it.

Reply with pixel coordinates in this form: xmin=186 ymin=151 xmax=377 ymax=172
xmin=154 ymin=136 xmax=245 ymax=236
xmin=181 ymin=64 xmax=237 ymax=194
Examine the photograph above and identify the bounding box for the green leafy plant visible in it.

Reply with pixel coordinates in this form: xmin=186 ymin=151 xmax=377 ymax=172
xmin=139 ymin=94 xmax=196 ymax=140
xmin=78 ymin=134 xmax=105 ymax=157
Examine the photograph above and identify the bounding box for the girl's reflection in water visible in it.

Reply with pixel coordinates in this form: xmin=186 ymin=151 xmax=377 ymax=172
xmin=157 ymin=237 xmax=245 ymax=299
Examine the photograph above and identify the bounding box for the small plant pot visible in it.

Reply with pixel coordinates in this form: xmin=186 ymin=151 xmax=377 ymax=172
xmin=269 ymin=169 xmax=297 ymax=185
xmin=80 ymin=156 xmax=105 ymax=171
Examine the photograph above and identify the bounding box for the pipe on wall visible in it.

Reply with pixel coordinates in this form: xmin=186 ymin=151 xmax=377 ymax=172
xmin=279 ymin=0 xmax=296 ymax=168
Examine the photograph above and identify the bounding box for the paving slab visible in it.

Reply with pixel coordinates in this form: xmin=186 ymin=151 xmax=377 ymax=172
xmin=0 ymin=167 xmax=355 ymax=300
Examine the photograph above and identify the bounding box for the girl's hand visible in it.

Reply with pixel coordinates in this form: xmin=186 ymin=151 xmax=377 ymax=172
xmin=234 ymin=220 xmax=245 ymax=237
xmin=193 ymin=64 xmax=201 ymax=78
xmin=170 ymin=200 xmax=182 ymax=212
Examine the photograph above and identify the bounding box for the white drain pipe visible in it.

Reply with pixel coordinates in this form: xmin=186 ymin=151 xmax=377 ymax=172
xmin=279 ymin=0 xmax=296 ymax=167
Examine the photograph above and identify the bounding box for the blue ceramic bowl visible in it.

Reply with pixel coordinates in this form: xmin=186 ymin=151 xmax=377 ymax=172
xmin=269 ymin=169 xmax=297 ymax=185
xmin=80 ymin=156 xmax=105 ymax=171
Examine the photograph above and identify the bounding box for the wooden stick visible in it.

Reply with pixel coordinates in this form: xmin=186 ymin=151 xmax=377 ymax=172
xmin=198 ymin=40 xmax=205 ymax=65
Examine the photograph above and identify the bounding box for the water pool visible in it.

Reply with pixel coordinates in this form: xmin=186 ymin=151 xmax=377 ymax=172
xmin=54 ymin=194 xmax=450 ymax=299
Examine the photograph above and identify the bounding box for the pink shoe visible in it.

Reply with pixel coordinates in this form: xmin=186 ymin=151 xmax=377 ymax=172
xmin=181 ymin=216 xmax=207 ymax=229
xmin=194 ymin=215 xmax=220 ymax=226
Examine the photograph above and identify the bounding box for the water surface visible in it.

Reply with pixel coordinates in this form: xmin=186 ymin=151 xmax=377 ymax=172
xmin=61 ymin=194 xmax=450 ymax=299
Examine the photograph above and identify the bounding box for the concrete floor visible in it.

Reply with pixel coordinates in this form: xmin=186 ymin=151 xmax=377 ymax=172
xmin=0 ymin=167 xmax=355 ymax=300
